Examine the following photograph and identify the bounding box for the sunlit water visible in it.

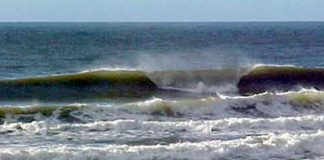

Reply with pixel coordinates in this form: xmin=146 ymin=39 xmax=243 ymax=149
xmin=0 ymin=22 xmax=324 ymax=160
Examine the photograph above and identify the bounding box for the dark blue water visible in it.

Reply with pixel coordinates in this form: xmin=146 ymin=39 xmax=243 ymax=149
xmin=2 ymin=22 xmax=324 ymax=160
xmin=0 ymin=22 xmax=324 ymax=79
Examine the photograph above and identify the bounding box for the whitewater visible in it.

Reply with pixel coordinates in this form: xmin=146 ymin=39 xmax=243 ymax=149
xmin=1 ymin=22 xmax=324 ymax=160
xmin=1 ymin=66 xmax=324 ymax=160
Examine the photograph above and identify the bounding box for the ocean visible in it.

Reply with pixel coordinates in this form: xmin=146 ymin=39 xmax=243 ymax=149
xmin=0 ymin=22 xmax=324 ymax=160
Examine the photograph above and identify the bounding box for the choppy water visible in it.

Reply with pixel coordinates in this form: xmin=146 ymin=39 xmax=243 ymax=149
xmin=0 ymin=22 xmax=324 ymax=160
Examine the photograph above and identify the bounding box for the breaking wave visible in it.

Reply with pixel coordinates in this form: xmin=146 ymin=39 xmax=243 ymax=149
xmin=2 ymin=119 xmax=324 ymax=160
xmin=0 ymin=68 xmax=246 ymax=100
xmin=0 ymin=65 xmax=323 ymax=101
xmin=1 ymin=66 xmax=324 ymax=160
xmin=238 ymin=65 xmax=324 ymax=95
xmin=0 ymin=89 xmax=323 ymax=124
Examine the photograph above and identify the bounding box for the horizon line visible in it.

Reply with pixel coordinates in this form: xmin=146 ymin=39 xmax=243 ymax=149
xmin=0 ymin=20 xmax=324 ymax=23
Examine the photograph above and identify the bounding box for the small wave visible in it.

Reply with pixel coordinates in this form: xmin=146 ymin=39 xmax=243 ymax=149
xmin=0 ymin=105 xmax=85 ymax=124
xmin=10 ymin=115 xmax=324 ymax=133
xmin=117 ymin=89 xmax=324 ymax=118
xmin=1 ymin=131 xmax=324 ymax=160
xmin=0 ymin=90 xmax=323 ymax=124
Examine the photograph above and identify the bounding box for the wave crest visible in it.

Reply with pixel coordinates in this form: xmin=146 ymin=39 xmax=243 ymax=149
xmin=238 ymin=65 xmax=324 ymax=95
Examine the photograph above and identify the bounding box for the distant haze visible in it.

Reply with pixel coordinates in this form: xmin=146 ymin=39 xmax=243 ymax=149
xmin=0 ymin=0 xmax=324 ymax=22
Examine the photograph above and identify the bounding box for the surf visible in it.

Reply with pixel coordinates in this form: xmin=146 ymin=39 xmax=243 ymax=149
xmin=238 ymin=65 xmax=324 ymax=95
xmin=1 ymin=89 xmax=323 ymax=124
xmin=0 ymin=65 xmax=324 ymax=101
xmin=0 ymin=68 xmax=247 ymax=101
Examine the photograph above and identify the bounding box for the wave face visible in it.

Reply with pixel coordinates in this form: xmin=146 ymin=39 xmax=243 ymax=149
xmin=238 ymin=66 xmax=324 ymax=95
xmin=0 ymin=70 xmax=158 ymax=100
xmin=2 ymin=66 xmax=324 ymax=100
xmin=0 ymin=68 xmax=248 ymax=100
xmin=1 ymin=22 xmax=324 ymax=160
xmin=1 ymin=66 xmax=324 ymax=101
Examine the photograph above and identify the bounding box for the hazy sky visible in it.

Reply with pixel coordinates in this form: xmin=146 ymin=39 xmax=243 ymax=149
xmin=0 ymin=0 xmax=324 ymax=22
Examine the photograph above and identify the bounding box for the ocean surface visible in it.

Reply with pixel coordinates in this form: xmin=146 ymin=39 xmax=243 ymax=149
xmin=0 ymin=22 xmax=324 ymax=160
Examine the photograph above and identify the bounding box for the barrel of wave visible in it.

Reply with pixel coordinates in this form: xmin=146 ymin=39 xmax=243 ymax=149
xmin=237 ymin=66 xmax=324 ymax=95
xmin=0 ymin=70 xmax=158 ymax=100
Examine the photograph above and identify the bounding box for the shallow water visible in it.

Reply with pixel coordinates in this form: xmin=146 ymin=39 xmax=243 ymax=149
xmin=0 ymin=22 xmax=324 ymax=160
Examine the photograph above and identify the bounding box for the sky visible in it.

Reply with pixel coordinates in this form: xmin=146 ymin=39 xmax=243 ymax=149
xmin=0 ymin=0 xmax=324 ymax=22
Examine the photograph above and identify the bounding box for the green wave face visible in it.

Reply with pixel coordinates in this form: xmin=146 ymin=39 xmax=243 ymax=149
xmin=0 ymin=70 xmax=158 ymax=100
xmin=238 ymin=66 xmax=324 ymax=95
xmin=1 ymin=66 xmax=323 ymax=100
xmin=0 ymin=68 xmax=248 ymax=101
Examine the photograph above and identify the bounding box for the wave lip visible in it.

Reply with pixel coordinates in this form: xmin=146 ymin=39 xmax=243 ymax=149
xmin=238 ymin=66 xmax=324 ymax=95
